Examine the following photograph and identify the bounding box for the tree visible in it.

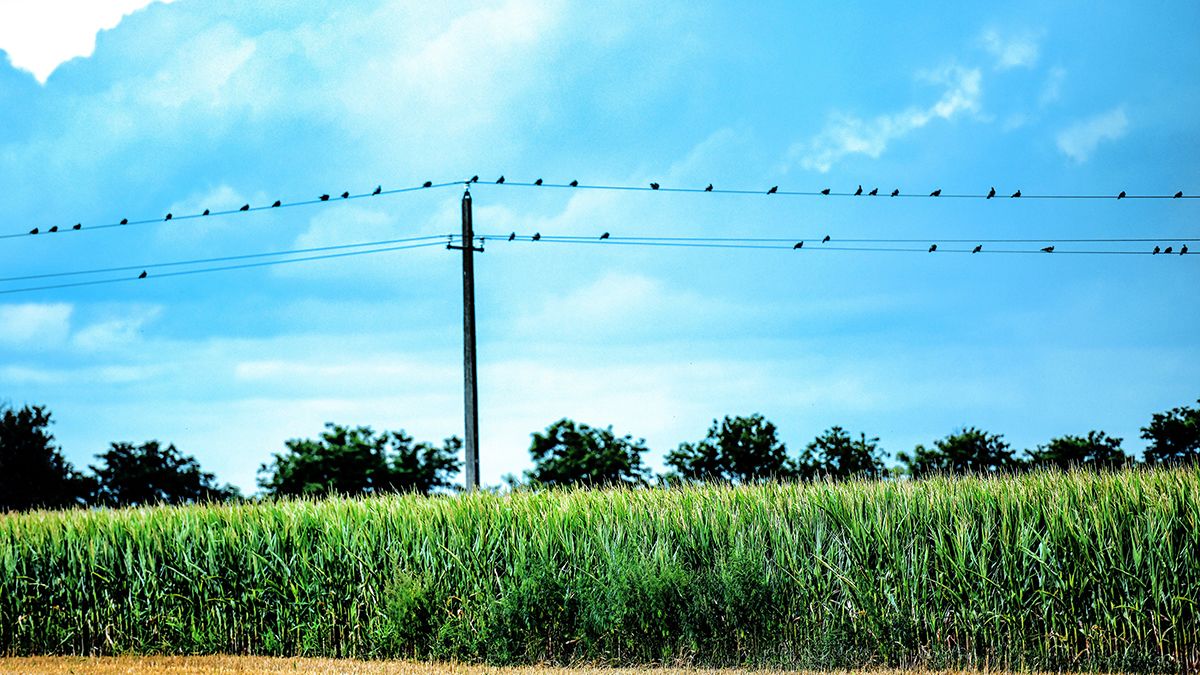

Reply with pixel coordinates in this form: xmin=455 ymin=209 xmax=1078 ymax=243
xmin=897 ymin=427 xmax=1019 ymax=478
xmin=524 ymin=419 xmax=650 ymax=487
xmin=90 ymin=441 xmax=239 ymax=507
xmin=797 ymin=426 xmax=887 ymax=480
xmin=1026 ymin=431 xmax=1131 ymax=471
xmin=0 ymin=404 xmax=93 ymax=511
xmin=258 ymin=424 xmax=461 ymax=497
xmin=665 ymin=414 xmax=795 ymax=483
xmin=1141 ymin=399 xmax=1200 ymax=466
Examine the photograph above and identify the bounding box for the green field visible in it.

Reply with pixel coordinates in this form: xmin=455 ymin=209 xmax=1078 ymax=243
xmin=1 ymin=468 xmax=1197 ymax=672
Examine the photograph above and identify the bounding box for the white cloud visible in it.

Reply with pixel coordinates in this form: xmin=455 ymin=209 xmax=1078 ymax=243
xmin=1040 ymin=66 xmax=1066 ymax=106
xmin=0 ymin=0 xmax=173 ymax=83
xmin=793 ymin=65 xmax=982 ymax=173
xmin=72 ymin=306 xmax=161 ymax=351
xmin=0 ymin=303 xmax=73 ymax=346
xmin=979 ymin=28 xmax=1041 ymax=70
xmin=1056 ymin=107 xmax=1129 ymax=163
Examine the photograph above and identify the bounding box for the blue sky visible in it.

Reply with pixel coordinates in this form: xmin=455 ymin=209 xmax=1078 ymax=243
xmin=1 ymin=1 xmax=1197 ymax=492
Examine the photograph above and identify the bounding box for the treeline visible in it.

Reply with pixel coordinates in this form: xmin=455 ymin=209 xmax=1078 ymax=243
xmin=1 ymin=399 xmax=1197 ymax=512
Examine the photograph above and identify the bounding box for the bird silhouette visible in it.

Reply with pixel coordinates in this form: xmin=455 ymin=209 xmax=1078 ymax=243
xmin=341 ymin=192 xmax=349 ymax=199
xmin=650 ymin=182 xmax=660 ymax=190
xmin=373 ymin=185 xmax=382 ymax=195
xmin=28 ymin=227 xmax=38 ymax=234
xmin=768 ymin=186 xmax=778 ymax=194
xmin=1011 ymin=190 xmax=1021 ymax=198
xmin=423 ymin=181 xmax=432 ymax=188
xmin=1117 ymin=191 xmax=1126 ymax=199
xmin=534 ymin=178 xmax=543 ymax=186
xmin=320 ymin=194 xmax=329 ymax=201
xmin=120 ymin=218 xmax=129 ymax=224
xmin=868 ymin=188 xmax=878 ymax=196
xmin=508 ymin=232 xmax=516 ymax=241
xmin=793 ymin=241 xmax=803 ymax=249
xmin=1164 ymin=246 xmax=1173 ymax=254
xmin=987 ymin=187 xmax=995 ymax=199
xmin=1175 ymin=191 xmax=1184 ymax=199
xmin=1041 ymin=246 xmax=1054 ymax=253
xmin=470 ymin=175 xmax=479 ymax=183
xmin=854 ymin=185 xmax=863 ymax=196
xmin=1181 ymin=245 xmax=1189 ymax=255
xmin=202 ymin=209 xmax=209 ymax=216
xmin=569 ymin=180 xmax=578 ymax=187
xmin=496 ymin=176 xmax=505 ymax=184
xmin=821 ymin=188 xmax=831 ymax=195
xmin=928 ymin=244 xmax=937 ymax=252
xmin=241 ymin=204 xmax=251 ymax=211
xmin=72 ymin=223 xmax=81 ymax=230
xmin=271 ymin=201 xmax=280 ymax=208
xmin=138 ymin=271 xmax=147 ymax=279
xmin=705 ymin=184 xmax=713 ymax=192
xmin=1153 ymin=246 xmax=1161 ymax=254
xmin=930 ymin=189 xmax=941 ymax=197
xmin=165 ymin=213 xmax=172 ymax=221
xmin=47 ymin=226 xmax=58 ymax=233
xmin=532 ymin=233 xmax=541 ymax=241
xmin=973 ymin=244 xmax=982 ymax=253
xmin=891 ymin=189 xmax=900 ymax=197
xmin=600 ymin=232 xmax=610 ymax=240
xmin=822 ymin=235 xmax=831 ymax=243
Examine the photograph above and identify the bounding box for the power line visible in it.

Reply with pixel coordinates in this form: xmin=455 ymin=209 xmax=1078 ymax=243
xmin=473 ymin=179 xmax=1195 ymax=200
xmin=0 ymin=234 xmax=449 ymax=283
xmin=0 ymin=240 xmax=447 ymax=296
xmin=476 ymin=233 xmax=1200 ymax=244
xmin=2 ymin=180 xmax=460 ymax=242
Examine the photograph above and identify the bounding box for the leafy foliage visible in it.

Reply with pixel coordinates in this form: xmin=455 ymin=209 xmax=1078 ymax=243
xmin=665 ymin=414 xmax=795 ymax=483
xmin=1141 ymin=399 xmax=1200 ymax=465
xmin=258 ymin=423 xmax=461 ymax=497
xmin=1026 ymin=431 xmax=1130 ymax=470
xmin=90 ymin=441 xmax=239 ymax=507
xmin=897 ymin=427 xmax=1019 ymax=478
xmin=524 ymin=419 xmax=650 ymax=487
xmin=796 ymin=426 xmax=887 ymax=479
xmin=0 ymin=404 xmax=92 ymax=512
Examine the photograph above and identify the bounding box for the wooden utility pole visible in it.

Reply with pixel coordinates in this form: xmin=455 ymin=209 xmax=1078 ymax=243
xmin=450 ymin=188 xmax=482 ymax=491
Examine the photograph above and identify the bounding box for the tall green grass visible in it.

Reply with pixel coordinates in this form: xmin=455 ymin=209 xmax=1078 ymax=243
xmin=1 ymin=468 xmax=1196 ymax=671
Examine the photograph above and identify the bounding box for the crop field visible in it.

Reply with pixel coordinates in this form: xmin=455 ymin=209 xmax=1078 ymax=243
xmin=1 ymin=468 xmax=1197 ymax=672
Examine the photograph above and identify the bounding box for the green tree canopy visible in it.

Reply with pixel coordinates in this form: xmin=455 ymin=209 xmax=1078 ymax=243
xmin=0 ymin=404 xmax=93 ymax=512
xmin=90 ymin=440 xmax=239 ymax=507
xmin=897 ymin=427 xmax=1019 ymax=478
xmin=1141 ymin=399 xmax=1200 ymax=465
xmin=524 ymin=419 xmax=650 ymax=487
xmin=665 ymin=414 xmax=795 ymax=483
xmin=797 ymin=426 xmax=887 ymax=479
xmin=258 ymin=424 xmax=461 ymax=497
xmin=1026 ymin=431 xmax=1131 ymax=471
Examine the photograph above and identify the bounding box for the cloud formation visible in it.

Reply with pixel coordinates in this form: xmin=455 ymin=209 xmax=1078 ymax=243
xmin=0 ymin=303 xmax=72 ymax=346
xmin=793 ymin=65 xmax=983 ymax=173
xmin=1056 ymin=107 xmax=1129 ymax=163
xmin=979 ymin=28 xmax=1041 ymax=70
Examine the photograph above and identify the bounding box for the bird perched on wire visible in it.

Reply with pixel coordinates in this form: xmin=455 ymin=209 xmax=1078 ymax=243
xmin=569 ymin=180 xmax=578 ymax=187
xmin=165 ymin=213 xmax=172 ymax=221
xmin=48 ymin=226 xmax=58 ymax=233
xmin=1117 ymin=191 xmax=1126 ymax=199
xmin=928 ymin=244 xmax=937 ymax=252
xmin=1164 ymin=246 xmax=1173 ymax=254
xmin=1153 ymin=246 xmax=1161 ymax=254
xmin=535 ymin=178 xmax=543 ymax=185
xmin=868 ymin=188 xmax=878 ymax=196
xmin=423 ymin=181 xmax=433 ymax=188
xmin=1181 ymin=245 xmax=1189 ymax=254
xmin=930 ymin=189 xmax=941 ymax=197
xmin=705 ymin=184 xmax=713 ymax=192
xmin=532 ymin=233 xmax=541 ymax=241
xmin=650 ymin=182 xmax=660 ymax=190
xmin=891 ymin=189 xmax=900 ymax=197
xmin=973 ymin=244 xmax=982 ymax=253
xmin=600 ymin=232 xmax=610 ymax=240
xmin=138 ymin=271 xmax=147 ymax=279
xmin=28 ymin=227 xmax=38 ymax=234
xmin=508 ymin=232 xmax=515 ymax=241
xmin=73 ymin=224 xmax=81 ymax=230
xmin=1041 ymin=246 xmax=1054 ymax=253
xmin=793 ymin=241 xmax=803 ymax=249
xmin=1012 ymin=190 xmax=1022 ymax=198
xmin=987 ymin=187 xmax=995 ymax=199
xmin=470 ymin=175 xmax=479 ymax=183
xmin=202 ymin=209 xmax=209 ymax=216
xmin=496 ymin=176 xmax=505 ymax=184
xmin=821 ymin=188 xmax=831 ymax=195
xmin=241 ymin=204 xmax=251 ymax=211
xmin=1175 ymin=191 xmax=1184 ymax=198
xmin=767 ymin=186 xmax=778 ymax=194
xmin=854 ymin=185 xmax=863 ymax=196
xmin=271 ymin=201 xmax=281 ymax=208
xmin=373 ymin=185 xmax=382 ymax=195
xmin=320 ymin=194 xmax=329 ymax=201
xmin=121 ymin=218 xmax=129 ymax=224
xmin=341 ymin=192 xmax=349 ymax=199
xmin=822 ymin=235 xmax=830 ymax=243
